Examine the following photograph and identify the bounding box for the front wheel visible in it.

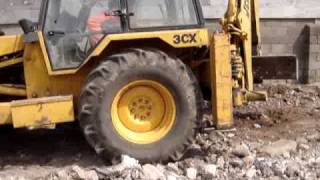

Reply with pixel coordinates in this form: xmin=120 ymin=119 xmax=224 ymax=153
xmin=79 ymin=49 xmax=203 ymax=163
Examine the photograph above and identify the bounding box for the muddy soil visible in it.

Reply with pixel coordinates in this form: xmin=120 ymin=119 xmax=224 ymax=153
xmin=0 ymin=84 xmax=319 ymax=180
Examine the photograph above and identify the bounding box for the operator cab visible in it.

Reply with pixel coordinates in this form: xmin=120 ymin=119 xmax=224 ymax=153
xmin=35 ymin=0 xmax=204 ymax=70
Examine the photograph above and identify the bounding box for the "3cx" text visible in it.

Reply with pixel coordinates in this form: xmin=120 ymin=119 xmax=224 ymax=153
xmin=173 ymin=34 xmax=197 ymax=44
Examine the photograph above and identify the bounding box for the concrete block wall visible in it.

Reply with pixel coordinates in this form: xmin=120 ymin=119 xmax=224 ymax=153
xmin=207 ymin=19 xmax=316 ymax=83
xmin=307 ymin=25 xmax=320 ymax=83
xmin=0 ymin=0 xmax=40 ymax=24
xmin=260 ymin=19 xmax=313 ymax=83
xmin=0 ymin=0 xmax=40 ymax=34
xmin=201 ymin=0 xmax=320 ymax=19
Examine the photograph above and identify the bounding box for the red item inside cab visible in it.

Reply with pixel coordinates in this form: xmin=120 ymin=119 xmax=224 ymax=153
xmin=87 ymin=11 xmax=115 ymax=45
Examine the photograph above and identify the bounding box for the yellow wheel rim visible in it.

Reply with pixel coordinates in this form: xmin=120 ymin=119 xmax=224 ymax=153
xmin=111 ymin=80 xmax=176 ymax=144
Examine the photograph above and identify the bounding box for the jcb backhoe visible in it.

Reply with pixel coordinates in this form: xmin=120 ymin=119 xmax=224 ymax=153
xmin=0 ymin=0 xmax=265 ymax=162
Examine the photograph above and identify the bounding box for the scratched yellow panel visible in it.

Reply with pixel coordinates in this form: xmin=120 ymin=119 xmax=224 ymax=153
xmin=210 ymin=33 xmax=233 ymax=129
xmin=11 ymin=96 xmax=75 ymax=128
xmin=0 ymin=103 xmax=12 ymax=125
xmin=0 ymin=35 xmax=24 ymax=57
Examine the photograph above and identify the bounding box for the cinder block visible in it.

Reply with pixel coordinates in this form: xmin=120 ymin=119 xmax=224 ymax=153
xmin=316 ymin=70 xmax=320 ymax=81
xmin=310 ymin=35 xmax=318 ymax=44
xmin=308 ymin=60 xmax=320 ymax=70
xmin=309 ymin=53 xmax=319 ymax=62
xmin=262 ymin=35 xmax=287 ymax=44
xmin=308 ymin=70 xmax=317 ymax=83
xmin=310 ymin=44 xmax=320 ymax=53
xmin=317 ymin=35 xmax=320 ymax=44
xmin=310 ymin=69 xmax=320 ymax=82
xmin=309 ymin=25 xmax=320 ymax=35
xmin=262 ymin=20 xmax=289 ymax=28
xmin=271 ymin=44 xmax=293 ymax=55
xmin=261 ymin=44 xmax=272 ymax=54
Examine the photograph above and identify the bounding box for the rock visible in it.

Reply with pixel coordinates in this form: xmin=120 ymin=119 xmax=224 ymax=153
xmin=85 ymin=170 xmax=99 ymax=180
xmin=245 ymin=168 xmax=257 ymax=179
xmin=296 ymin=137 xmax=308 ymax=144
xmin=166 ymin=175 xmax=177 ymax=180
xmin=121 ymin=169 xmax=132 ymax=180
xmin=306 ymin=133 xmax=320 ymax=142
xmin=298 ymin=143 xmax=310 ymax=151
xmin=216 ymin=156 xmax=225 ymax=168
xmin=186 ymin=168 xmax=197 ymax=179
xmin=184 ymin=144 xmax=204 ymax=158
xmin=130 ymin=168 xmax=142 ymax=179
xmin=121 ymin=155 xmax=140 ymax=169
xmin=271 ymin=162 xmax=285 ymax=177
xmin=258 ymin=139 xmax=297 ymax=157
xmin=202 ymin=164 xmax=217 ymax=177
xmin=55 ymin=169 xmax=70 ymax=179
xmin=243 ymin=155 xmax=255 ymax=168
xmin=284 ymin=161 xmax=300 ymax=178
xmin=46 ymin=166 xmax=99 ymax=180
xmin=166 ymin=171 xmax=184 ymax=180
xmin=255 ymin=160 xmax=274 ymax=177
xmin=260 ymin=114 xmax=273 ymax=126
xmin=207 ymin=154 xmax=217 ymax=164
xmin=232 ymin=143 xmax=251 ymax=158
xmin=254 ymin=123 xmax=262 ymax=129
xmin=142 ymin=164 xmax=165 ymax=180
xmin=282 ymin=151 xmax=291 ymax=158
xmin=4 ymin=176 xmax=26 ymax=180
xmin=230 ymin=158 xmax=244 ymax=168
xmin=71 ymin=165 xmax=99 ymax=180
xmin=183 ymin=158 xmax=206 ymax=169
xmin=166 ymin=163 xmax=181 ymax=175
xmin=317 ymin=170 xmax=320 ymax=179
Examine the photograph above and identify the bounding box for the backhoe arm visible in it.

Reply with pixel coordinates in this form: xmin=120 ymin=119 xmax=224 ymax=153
xmin=220 ymin=0 xmax=261 ymax=91
xmin=210 ymin=0 xmax=266 ymax=129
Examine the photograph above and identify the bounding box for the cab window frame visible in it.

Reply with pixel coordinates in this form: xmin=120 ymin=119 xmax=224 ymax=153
xmin=124 ymin=0 xmax=204 ymax=32
xmin=39 ymin=0 xmax=126 ymax=71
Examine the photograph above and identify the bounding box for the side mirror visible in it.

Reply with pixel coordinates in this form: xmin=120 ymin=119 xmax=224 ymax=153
xmin=18 ymin=19 xmax=36 ymax=34
xmin=18 ymin=19 xmax=38 ymax=43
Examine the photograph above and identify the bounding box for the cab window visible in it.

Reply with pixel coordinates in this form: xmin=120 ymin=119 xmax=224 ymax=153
xmin=127 ymin=0 xmax=199 ymax=29
xmin=43 ymin=0 xmax=121 ymax=70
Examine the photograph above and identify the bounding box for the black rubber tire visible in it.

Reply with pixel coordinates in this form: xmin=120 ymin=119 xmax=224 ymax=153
xmin=78 ymin=48 xmax=203 ymax=163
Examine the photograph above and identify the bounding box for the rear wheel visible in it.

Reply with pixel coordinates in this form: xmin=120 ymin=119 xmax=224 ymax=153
xmin=79 ymin=48 xmax=203 ymax=163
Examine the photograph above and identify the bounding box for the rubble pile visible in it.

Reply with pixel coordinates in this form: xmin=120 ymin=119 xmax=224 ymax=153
xmin=0 ymin=84 xmax=320 ymax=180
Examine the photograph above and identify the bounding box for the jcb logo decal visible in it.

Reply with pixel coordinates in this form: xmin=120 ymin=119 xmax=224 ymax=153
xmin=173 ymin=33 xmax=197 ymax=44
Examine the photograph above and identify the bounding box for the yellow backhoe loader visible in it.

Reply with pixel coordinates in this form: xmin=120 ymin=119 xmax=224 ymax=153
xmin=0 ymin=0 xmax=265 ymax=162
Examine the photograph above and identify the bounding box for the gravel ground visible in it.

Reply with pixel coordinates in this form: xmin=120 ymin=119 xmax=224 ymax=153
xmin=0 ymin=83 xmax=320 ymax=180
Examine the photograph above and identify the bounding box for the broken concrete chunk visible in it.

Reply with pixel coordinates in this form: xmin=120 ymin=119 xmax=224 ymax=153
xmin=232 ymin=143 xmax=251 ymax=158
xmin=258 ymin=139 xmax=297 ymax=157
xmin=186 ymin=168 xmax=197 ymax=180
xmin=142 ymin=164 xmax=166 ymax=180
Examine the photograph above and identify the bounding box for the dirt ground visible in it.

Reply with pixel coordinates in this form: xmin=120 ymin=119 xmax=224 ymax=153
xmin=0 ymin=83 xmax=319 ymax=180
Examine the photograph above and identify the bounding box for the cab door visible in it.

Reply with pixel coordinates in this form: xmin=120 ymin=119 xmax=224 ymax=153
xmin=42 ymin=0 xmax=122 ymax=70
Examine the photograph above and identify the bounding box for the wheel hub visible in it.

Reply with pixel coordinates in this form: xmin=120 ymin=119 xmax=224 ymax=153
xmin=129 ymin=96 xmax=153 ymax=121
xmin=111 ymin=80 xmax=176 ymax=144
